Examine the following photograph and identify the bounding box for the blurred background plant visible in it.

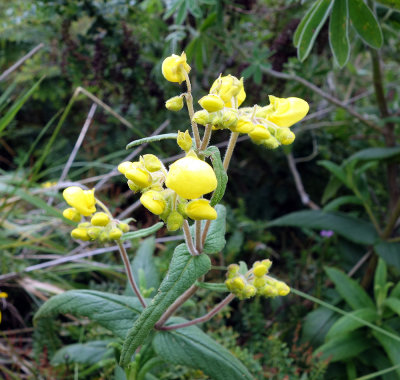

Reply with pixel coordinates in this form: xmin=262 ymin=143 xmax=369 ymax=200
xmin=1 ymin=0 xmax=399 ymax=378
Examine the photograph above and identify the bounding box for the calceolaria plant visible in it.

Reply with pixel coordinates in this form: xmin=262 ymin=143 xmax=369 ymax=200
xmin=35 ymin=52 xmax=309 ymax=379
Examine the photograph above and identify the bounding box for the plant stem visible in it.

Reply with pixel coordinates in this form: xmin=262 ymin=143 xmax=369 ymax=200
xmin=195 ymin=220 xmax=202 ymax=253
xmin=117 ymin=242 xmax=146 ymax=308
xmin=158 ymin=293 xmax=236 ymax=331
xmin=183 ymin=70 xmax=201 ymax=149
xmin=200 ymin=124 xmax=213 ymax=151
xmin=183 ymin=220 xmax=198 ymax=256
xmin=200 ymin=219 xmax=211 ymax=248
xmin=223 ymin=132 xmax=239 ymax=170
xmin=154 ymin=284 xmax=198 ymax=329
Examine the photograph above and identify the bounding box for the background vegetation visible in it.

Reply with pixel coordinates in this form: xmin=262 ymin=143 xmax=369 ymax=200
xmin=1 ymin=0 xmax=399 ymax=378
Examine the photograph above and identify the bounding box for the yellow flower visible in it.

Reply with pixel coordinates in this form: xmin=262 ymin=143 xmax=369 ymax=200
xmin=117 ymin=161 xmax=133 ymax=175
xmin=198 ymin=94 xmax=225 ymax=112
xmin=165 ymin=96 xmax=184 ymax=111
xmin=276 ymin=127 xmax=296 ymax=145
xmin=210 ymin=75 xmax=246 ymax=108
xmin=125 ymin=167 xmax=152 ymax=188
xmin=177 ymin=130 xmax=193 ymax=152
xmin=90 ymin=212 xmax=110 ymax=227
xmin=142 ymin=154 xmax=162 ymax=172
xmin=140 ymin=190 xmax=166 ymax=215
xmin=109 ymin=228 xmax=123 ymax=240
xmin=232 ymin=118 xmax=254 ymax=133
xmin=62 ymin=208 xmax=81 ymax=223
xmin=166 ymin=155 xmax=217 ymax=199
xmin=266 ymin=95 xmax=309 ymax=127
xmin=161 ymin=52 xmax=191 ymax=84
xmin=248 ymin=124 xmax=271 ymax=140
xmin=63 ymin=186 xmax=96 ymax=216
xmin=185 ymin=199 xmax=217 ymax=220
xmin=192 ymin=110 xmax=210 ymax=126
xmin=71 ymin=227 xmax=91 ymax=241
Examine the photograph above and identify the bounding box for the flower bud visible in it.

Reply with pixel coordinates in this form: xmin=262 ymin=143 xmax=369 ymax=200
xmin=227 ymin=264 xmax=240 ymax=277
xmin=262 ymin=136 xmax=280 ymax=150
xmin=243 ymin=284 xmax=257 ymax=298
xmin=118 ymin=161 xmax=132 ymax=175
xmin=192 ymin=110 xmax=210 ymax=126
xmin=87 ymin=227 xmax=102 ymax=239
xmin=253 ymin=277 xmax=267 ymax=289
xmin=140 ymin=190 xmax=166 ymax=215
xmin=248 ymin=125 xmax=270 ymax=140
xmin=276 ymin=127 xmax=295 ymax=145
xmin=125 ymin=167 xmax=152 ymax=188
xmin=142 ymin=154 xmax=162 ymax=172
xmin=253 ymin=262 xmax=268 ymax=277
xmin=198 ymin=94 xmax=225 ymax=112
xmin=91 ymin=212 xmax=110 ymax=227
xmin=276 ymin=281 xmax=290 ymax=296
xmin=166 ymin=156 xmax=217 ymax=199
xmin=232 ymin=118 xmax=254 ymax=133
xmin=185 ymin=199 xmax=217 ymax=220
xmin=63 ymin=208 xmax=81 ymax=223
xmin=210 ymin=75 xmax=246 ymax=108
xmin=177 ymin=130 xmax=193 ymax=152
xmin=109 ymin=228 xmax=123 ymax=240
xmin=71 ymin=228 xmax=90 ymax=241
xmin=261 ymin=285 xmax=279 ymax=297
xmin=266 ymin=95 xmax=309 ymax=127
xmin=118 ymin=222 xmax=130 ymax=233
xmin=127 ymin=180 xmax=140 ymax=193
xmin=166 ymin=210 xmax=184 ymax=231
xmin=221 ymin=109 xmax=238 ymax=129
xmin=63 ymin=186 xmax=96 ymax=217
xmin=161 ymin=52 xmax=191 ymax=84
xmin=165 ymin=96 xmax=184 ymax=111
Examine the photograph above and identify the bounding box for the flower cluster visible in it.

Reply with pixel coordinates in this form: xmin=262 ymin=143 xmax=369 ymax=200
xmin=191 ymin=75 xmax=308 ymax=149
xmin=62 ymin=186 xmax=129 ymax=241
xmin=118 ymin=148 xmax=218 ymax=231
xmin=225 ymin=260 xmax=290 ymax=300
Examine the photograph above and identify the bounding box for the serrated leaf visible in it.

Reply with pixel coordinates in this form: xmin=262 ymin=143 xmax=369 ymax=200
xmin=195 ymin=281 xmax=228 ymax=292
xmin=315 ymin=331 xmax=369 ymax=362
xmin=153 ymin=318 xmax=253 ymax=380
xmin=326 ymin=308 xmax=378 ymax=341
xmin=203 ymin=146 xmax=228 ymax=207
xmin=126 ymin=133 xmax=177 ymax=149
xmin=349 ymin=0 xmax=383 ymax=48
xmin=323 ymin=195 xmax=363 ymax=211
xmin=325 ymin=267 xmax=375 ymax=310
xmin=34 ymin=290 xmax=144 ymax=339
xmin=120 ymin=244 xmax=211 ymax=367
xmin=51 ymin=340 xmax=114 ymax=365
xmin=329 ymin=0 xmax=350 ymax=67
xmin=374 ymin=242 xmax=400 ymax=270
xmin=267 ymin=210 xmax=379 ymax=245
xmin=297 ymin=0 xmax=334 ymax=61
xmin=293 ymin=0 xmax=320 ymax=47
xmin=203 ymin=204 xmax=226 ymax=253
xmin=121 ymin=222 xmax=164 ymax=241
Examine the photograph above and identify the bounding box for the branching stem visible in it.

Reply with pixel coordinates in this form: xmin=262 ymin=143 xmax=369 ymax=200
xmin=183 ymin=220 xmax=198 ymax=256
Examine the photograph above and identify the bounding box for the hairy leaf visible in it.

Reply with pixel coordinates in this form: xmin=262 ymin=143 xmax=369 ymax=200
xmin=195 ymin=281 xmax=229 ymax=292
xmin=121 ymin=222 xmax=164 ymax=241
xmin=203 ymin=204 xmax=227 ymax=254
xmin=126 ymin=133 xmax=178 ymax=149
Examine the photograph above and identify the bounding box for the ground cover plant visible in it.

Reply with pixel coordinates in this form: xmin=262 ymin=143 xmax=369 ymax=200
xmin=1 ymin=0 xmax=400 ymax=379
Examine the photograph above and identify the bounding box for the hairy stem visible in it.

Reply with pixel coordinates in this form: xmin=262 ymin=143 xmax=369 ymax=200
xmin=195 ymin=220 xmax=202 ymax=253
xmin=200 ymin=124 xmax=213 ymax=151
xmin=183 ymin=220 xmax=198 ymax=256
xmin=117 ymin=242 xmax=146 ymax=308
xmin=223 ymin=132 xmax=239 ymax=170
xmin=183 ymin=70 xmax=201 ymax=149
xmin=158 ymin=293 xmax=236 ymax=330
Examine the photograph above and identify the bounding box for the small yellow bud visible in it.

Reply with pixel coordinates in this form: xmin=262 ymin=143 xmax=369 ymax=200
xmin=165 ymin=96 xmax=184 ymax=111
xmin=276 ymin=281 xmax=290 ymax=296
xmin=78 ymin=222 xmax=91 ymax=228
xmin=118 ymin=222 xmax=130 ymax=233
xmin=221 ymin=109 xmax=238 ymax=129
xmin=243 ymin=284 xmax=257 ymax=298
xmin=177 ymin=130 xmax=193 ymax=152
xmin=63 ymin=187 xmax=96 ymax=217
xmin=91 ymin=212 xmax=110 ymax=227
xmin=87 ymin=227 xmax=102 ymax=239
xmin=166 ymin=156 xmax=217 ymax=199
xmin=227 ymin=264 xmax=240 ymax=276
xmin=266 ymin=95 xmax=309 ymax=128
xmin=253 ymin=277 xmax=267 ymax=289
xmin=161 ymin=52 xmax=191 ymax=84
xmin=192 ymin=110 xmax=210 ymax=126
xmin=262 ymin=136 xmax=280 ymax=149
xmin=71 ymin=228 xmax=90 ymax=241
xmin=253 ymin=264 xmax=268 ymax=277
xmin=198 ymin=94 xmax=225 ymax=112
xmin=233 ymin=118 xmax=255 ymax=134
xmin=125 ymin=167 xmax=152 ymax=188
xmin=260 ymin=285 xmax=279 ymax=297
xmin=248 ymin=125 xmax=270 ymax=140
xmin=166 ymin=210 xmax=184 ymax=231
xmin=261 ymin=259 xmax=272 ymax=270
xmin=140 ymin=190 xmax=166 ymax=215
xmin=118 ymin=161 xmax=132 ymax=175
xmin=185 ymin=199 xmax=217 ymax=220
xmin=232 ymin=277 xmax=246 ymax=290
xmin=210 ymin=75 xmax=246 ymax=108
xmin=142 ymin=154 xmax=162 ymax=172
xmin=109 ymin=228 xmax=123 ymax=240
xmin=276 ymin=127 xmax=295 ymax=145
xmin=62 ymin=208 xmax=81 ymax=223
xmin=128 ymin=180 xmax=141 ymax=193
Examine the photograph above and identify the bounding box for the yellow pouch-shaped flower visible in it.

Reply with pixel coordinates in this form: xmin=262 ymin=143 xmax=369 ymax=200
xmin=161 ymin=52 xmax=191 ymax=84
xmin=125 ymin=167 xmax=152 ymax=188
xmin=210 ymin=75 xmax=246 ymax=108
xmin=71 ymin=227 xmax=91 ymax=241
xmin=140 ymin=190 xmax=166 ymax=215
xmin=185 ymin=199 xmax=217 ymax=220
xmin=166 ymin=156 xmax=217 ymax=199
xmin=63 ymin=186 xmax=96 ymax=216
xmin=198 ymin=94 xmax=225 ymax=112
xmin=266 ymin=95 xmax=309 ymax=127
xmin=62 ymin=207 xmax=81 ymax=222
xmin=91 ymin=212 xmax=110 ymax=227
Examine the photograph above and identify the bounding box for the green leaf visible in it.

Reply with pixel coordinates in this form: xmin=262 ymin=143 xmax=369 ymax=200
xmin=329 ymin=0 xmax=350 ymax=67
xmin=348 ymin=0 xmax=383 ymax=48
xmin=347 ymin=146 xmax=400 ymax=163
xmin=315 ymin=331 xmax=369 ymax=362
xmin=34 ymin=290 xmax=144 ymax=339
xmin=297 ymin=0 xmax=334 ymax=61
xmin=121 ymin=222 xmax=164 ymax=241
xmin=0 ymin=76 xmax=44 ymax=135
xmin=0 ymin=82 xmax=17 ymax=112
xmin=325 ymin=267 xmax=375 ymax=310
xmin=51 ymin=340 xmax=113 ymax=365
xmin=153 ymin=318 xmax=253 ymax=380
xmin=383 ymin=297 xmax=400 ymax=317
xmin=126 ymin=134 xmax=178 ymax=149
xmin=120 ymin=244 xmax=211 ymax=367
xmin=374 ymin=258 xmax=387 ymax=304
xmin=267 ymin=210 xmax=379 ymax=245
xmin=203 ymin=146 xmax=228 ymax=207
xmin=326 ymin=308 xmax=378 ymax=341
xmin=323 ymin=195 xmax=363 ymax=211
xmin=374 ymin=242 xmax=400 ymax=270
xmin=373 ymin=328 xmax=400 ymax=376
xmin=203 ymin=204 xmax=226 ymax=254
xmin=293 ymin=0 xmax=320 ymax=47
xmin=301 ymin=307 xmax=337 ymax=346
xmin=195 ymin=281 xmax=229 ymax=292
xmin=318 ymin=160 xmax=347 ymax=184
xmin=321 ymin=175 xmax=343 ymax=204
